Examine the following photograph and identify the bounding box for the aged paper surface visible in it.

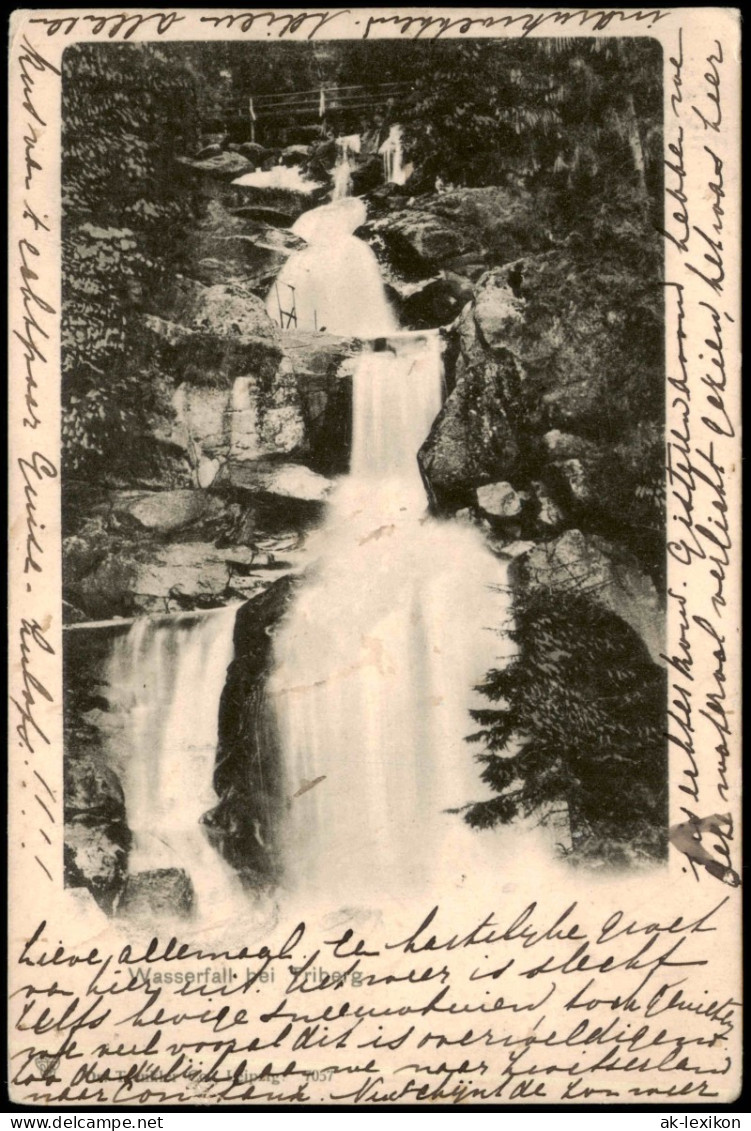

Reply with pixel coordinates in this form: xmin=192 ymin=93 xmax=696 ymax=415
xmin=8 ymin=6 xmax=741 ymax=1108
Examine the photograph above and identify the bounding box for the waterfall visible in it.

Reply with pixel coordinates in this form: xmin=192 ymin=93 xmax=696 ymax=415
xmin=107 ymin=607 xmax=242 ymax=917
xmin=232 ymin=165 xmax=321 ymax=195
xmin=332 ymin=133 xmax=361 ymax=200
xmin=379 ymin=124 xmax=407 ymax=186
xmin=267 ymin=197 xmax=515 ymax=901
xmin=267 ymin=198 xmax=396 ymax=337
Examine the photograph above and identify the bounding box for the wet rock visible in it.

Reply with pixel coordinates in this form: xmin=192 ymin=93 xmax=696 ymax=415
xmin=400 ymin=273 xmax=474 ymax=329
xmin=511 ymin=529 xmax=664 ymax=664
xmin=237 ymin=141 xmax=270 ymax=164
xmin=418 ymin=310 xmax=521 ymax=507
xmin=208 ymin=576 xmax=301 ymax=884
xmin=230 ymin=205 xmax=296 ymax=229
xmin=230 ymin=180 xmax=326 ymax=224
xmin=419 ymin=380 xmax=519 ymax=507
xmin=473 ymin=272 xmax=525 ymax=350
xmin=196 ymin=143 xmax=223 ymax=160
xmin=145 ymin=276 xmax=282 ymax=386
xmin=351 ymin=156 xmax=384 ymax=196
xmin=476 ymin=481 xmax=522 ymax=519
xmin=227 ymin=462 xmax=333 ymax=503
xmin=65 ymin=756 xmax=126 ymax=820
xmin=118 ymin=868 xmax=194 ymax=919
xmin=177 ymin=151 xmax=255 ymax=180
xmin=280 ymin=144 xmax=311 ymax=167
xmin=64 ymin=755 xmax=132 ymax=913
xmin=109 ymin=489 xmax=228 ymax=534
xmin=531 ymin=481 xmax=566 ymax=531
xmin=498 ymin=539 xmax=537 ymax=560
xmin=65 ymin=824 xmax=130 ymax=915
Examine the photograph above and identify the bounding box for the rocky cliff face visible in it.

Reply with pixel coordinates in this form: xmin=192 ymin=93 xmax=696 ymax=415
xmin=204 ymin=576 xmax=300 ymax=886
xmin=201 ymin=180 xmax=665 ymax=874
xmin=64 ymin=146 xmax=666 ymax=881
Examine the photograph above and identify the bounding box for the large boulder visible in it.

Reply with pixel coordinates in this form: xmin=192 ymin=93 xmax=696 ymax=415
xmin=377 ymin=210 xmax=479 ymax=275
xmin=64 ymin=755 xmax=132 ymax=913
xmin=205 ymin=576 xmax=301 ymax=885
xmin=227 ymin=462 xmax=333 ymax=503
xmin=476 ymin=481 xmax=522 ymax=519
xmin=418 ymin=361 xmax=520 ymax=506
xmin=473 ymin=271 xmax=526 ymax=350
xmin=118 ymin=868 xmax=194 ymax=919
xmin=237 ymin=141 xmax=270 ymax=164
xmin=177 ymin=151 xmax=255 ymax=180
xmin=183 ymin=200 xmax=305 ymax=290
xmin=365 ymin=186 xmax=552 ymax=280
xmin=510 ymin=529 xmax=664 ymax=664
xmin=399 ymin=272 xmax=474 ymax=329
xmin=418 ymin=280 xmax=524 ymax=506
xmin=108 ymin=489 xmax=228 ymax=534
xmin=422 ymin=246 xmax=664 ymax=578
xmin=145 ymin=276 xmax=282 ymax=387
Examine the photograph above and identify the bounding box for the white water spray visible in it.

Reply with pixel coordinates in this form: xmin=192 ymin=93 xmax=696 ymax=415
xmin=379 ymin=124 xmax=407 ymax=186
xmin=332 ymin=133 xmax=361 ymax=200
xmin=107 ymin=607 xmax=243 ymax=916
xmin=267 ymin=198 xmax=396 ymax=337
xmin=232 ymin=165 xmax=321 ymax=194
xmin=267 ymin=198 xmax=516 ymax=901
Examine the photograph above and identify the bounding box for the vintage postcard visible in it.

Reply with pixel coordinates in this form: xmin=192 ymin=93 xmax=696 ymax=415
xmin=8 ymin=6 xmax=742 ymax=1108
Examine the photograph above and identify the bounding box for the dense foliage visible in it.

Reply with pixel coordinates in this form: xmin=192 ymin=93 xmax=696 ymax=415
xmin=62 ymin=38 xmax=662 ymax=477
xmin=400 ymin=39 xmax=662 ymax=205
xmin=61 ymin=44 xmax=198 ymax=473
xmin=465 ymin=589 xmax=668 ymax=866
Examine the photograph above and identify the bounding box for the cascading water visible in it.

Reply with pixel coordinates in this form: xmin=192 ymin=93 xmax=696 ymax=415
xmin=107 ymin=607 xmax=242 ymax=917
xmin=379 ymin=124 xmax=407 ymax=186
xmin=267 ymin=198 xmax=396 ymax=337
xmin=267 ymin=197 xmax=515 ymax=901
xmin=332 ymin=133 xmax=361 ymax=200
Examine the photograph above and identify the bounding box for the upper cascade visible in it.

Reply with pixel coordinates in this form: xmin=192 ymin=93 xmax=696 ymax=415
xmin=379 ymin=124 xmax=407 ymax=186
xmin=332 ymin=133 xmax=361 ymax=200
xmin=267 ymin=198 xmax=396 ymax=338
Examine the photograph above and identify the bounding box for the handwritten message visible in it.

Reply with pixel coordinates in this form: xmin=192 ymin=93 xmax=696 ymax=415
xmin=662 ymin=25 xmax=739 ymax=889
xmin=10 ymin=897 xmax=739 ymax=1104
xmin=11 ymin=34 xmax=61 ymax=887
xmin=7 ymin=7 xmax=741 ymax=1109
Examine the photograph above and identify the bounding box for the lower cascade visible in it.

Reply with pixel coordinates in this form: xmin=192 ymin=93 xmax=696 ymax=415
xmin=102 ymin=194 xmax=516 ymax=911
xmin=266 ymin=196 xmax=514 ymax=900
xmin=107 ymin=607 xmax=242 ymax=916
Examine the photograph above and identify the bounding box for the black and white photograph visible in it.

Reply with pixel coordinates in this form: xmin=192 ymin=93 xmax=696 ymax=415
xmin=9 ymin=7 xmax=742 ymax=1109
xmin=60 ymin=35 xmax=672 ymax=919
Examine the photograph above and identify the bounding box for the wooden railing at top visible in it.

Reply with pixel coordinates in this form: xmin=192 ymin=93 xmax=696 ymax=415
xmin=217 ymin=81 xmax=416 ymax=123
